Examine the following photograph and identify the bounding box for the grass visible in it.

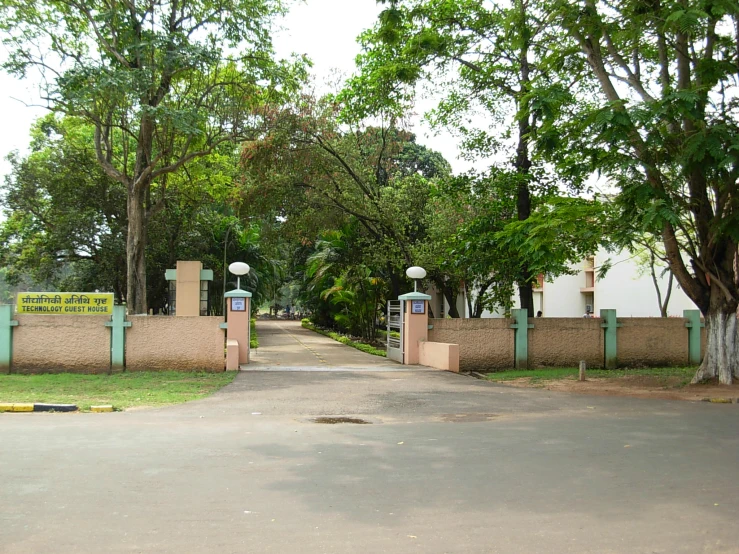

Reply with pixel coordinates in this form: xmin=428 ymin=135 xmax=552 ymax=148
xmin=0 ymin=371 xmax=237 ymax=411
xmin=482 ymin=366 xmax=696 ymax=386
xmin=250 ymin=318 xmax=258 ymax=349
xmin=301 ymin=319 xmax=387 ymax=357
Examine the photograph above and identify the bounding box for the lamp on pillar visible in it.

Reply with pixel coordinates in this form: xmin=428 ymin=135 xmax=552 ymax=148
xmin=406 ymin=266 xmax=426 ymax=293
xmin=228 ymin=262 xmax=250 ymax=291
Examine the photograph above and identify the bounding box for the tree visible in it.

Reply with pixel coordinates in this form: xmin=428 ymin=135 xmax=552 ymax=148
xmin=239 ymin=93 xmax=450 ymax=298
xmin=0 ymin=115 xmax=127 ymax=300
xmin=0 ymin=0 xmax=305 ymax=313
xmin=347 ymin=0 xmax=586 ymax=316
xmin=544 ymin=0 xmax=739 ymax=383
xmin=632 ymin=235 xmax=675 ymax=318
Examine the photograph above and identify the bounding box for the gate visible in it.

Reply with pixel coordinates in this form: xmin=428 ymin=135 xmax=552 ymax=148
xmin=386 ymin=300 xmax=403 ymax=363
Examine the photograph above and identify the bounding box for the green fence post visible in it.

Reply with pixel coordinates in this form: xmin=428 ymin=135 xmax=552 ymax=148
xmin=684 ymin=309 xmax=704 ymax=365
xmin=105 ymin=305 xmax=131 ymax=373
xmin=600 ymin=309 xmax=621 ymax=369
xmin=510 ymin=309 xmax=534 ymax=369
xmin=0 ymin=305 xmax=19 ymax=374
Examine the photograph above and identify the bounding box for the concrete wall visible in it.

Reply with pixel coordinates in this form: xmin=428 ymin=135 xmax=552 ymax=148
xmin=430 ymin=316 xmax=704 ymax=371
xmin=428 ymin=318 xmax=514 ymax=371
xmin=529 ymin=318 xmax=604 ymax=368
xmin=13 ymin=315 xmax=110 ymax=374
xmin=419 ymin=341 xmax=459 ymax=372
xmin=618 ymin=318 xmax=689 ymax=366
xmin=126 ymin=315 xmax=225 ymax=371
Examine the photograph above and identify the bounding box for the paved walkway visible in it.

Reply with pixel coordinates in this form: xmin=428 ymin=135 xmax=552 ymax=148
xmin=249 ymin=319 xmax=404 ymax=370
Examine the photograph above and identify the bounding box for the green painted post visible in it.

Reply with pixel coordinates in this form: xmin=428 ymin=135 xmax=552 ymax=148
xmin=684 ymin=309 xmax=704 ymax=365
xmin=105 ymin=305 xmax=131 ymax=373
xmin=510 ymin=309 xmax=534 ymax=369
xmin=0 ymin=305 xmax=19 ymax=374
xmin=600 ymin=309 xmax=622 ymax=369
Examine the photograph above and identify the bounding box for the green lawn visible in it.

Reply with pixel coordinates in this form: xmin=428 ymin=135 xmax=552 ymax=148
xmin=483 ymin=367 xmax=696 ymax=386
xmin=0 ymin=371 xmax=237 ymax=411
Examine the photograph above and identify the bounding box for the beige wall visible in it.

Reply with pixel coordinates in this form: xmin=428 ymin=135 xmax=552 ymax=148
xmin=618 ymin=318 xmax=689 ymax=366
xmin=13 ymin=315 xmax=110 ymax=374
xmin=126 ymin=315 xmax=225 ymax=371
xmin=175 ymin=260 xmax=202 ymax=317
xmin=428 ymin=318 xmax=514 ymax=371
xmin=529 ymin=318 xmax=604 ymax=368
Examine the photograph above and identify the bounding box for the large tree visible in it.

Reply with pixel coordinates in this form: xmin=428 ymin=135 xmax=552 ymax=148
xmin=347 ymin=0 xmax=586 ymax=316
xmin=0 ymin=0 xmax=305 ymax=313
xmin=239 ymin=93 xmax=451 ymax=299
xmin=544 ymin=0 xmax=739 ymax=383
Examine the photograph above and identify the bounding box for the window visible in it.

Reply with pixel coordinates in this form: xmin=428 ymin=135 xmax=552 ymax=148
xmin=168 ymin=280 xmax=176 ymax=316
xmin=199 ymin=280 xmax=210 ymax=316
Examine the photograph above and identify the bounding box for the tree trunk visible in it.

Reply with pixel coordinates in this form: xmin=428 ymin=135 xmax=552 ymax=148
xmin=691 ymin=292 xmax=739 ymax=385
xmin=440 ymin=281 xmax=460 ymax=318
xmin=126 ymin=186 xmax=148 ymax=314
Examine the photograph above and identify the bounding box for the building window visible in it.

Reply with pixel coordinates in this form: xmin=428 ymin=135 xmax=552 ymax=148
xmin=168 ymin=280 xmax=176 ymax=316
xmin=200 ymin=280 xmax=210 ymax=316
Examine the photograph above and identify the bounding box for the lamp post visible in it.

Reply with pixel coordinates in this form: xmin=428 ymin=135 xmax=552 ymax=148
xmin=406 ymin=266 xmax=427 ymax=293
xmin=228 ymin=262 xmax=250 ymax=291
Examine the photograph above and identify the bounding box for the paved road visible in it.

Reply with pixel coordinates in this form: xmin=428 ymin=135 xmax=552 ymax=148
xmin=2 ymin=349 xmax=739 ymax=553
xmin=250 ymin=319 xmax=403 ymax=370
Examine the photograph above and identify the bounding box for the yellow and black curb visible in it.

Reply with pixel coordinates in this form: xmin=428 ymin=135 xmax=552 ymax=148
xmin=701 ymin=398 xmax=739 ymax=404
xmin=0 ymin=402 xmax=78 ymax=413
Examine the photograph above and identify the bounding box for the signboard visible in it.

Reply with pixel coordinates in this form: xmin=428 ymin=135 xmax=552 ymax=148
xmin=17 ymin=293 xmax=114 ymax=315
xmin=231 ymin=298 xmax=246 ymax=312
xmin=411 ymin=300 xmax=426 ymax=314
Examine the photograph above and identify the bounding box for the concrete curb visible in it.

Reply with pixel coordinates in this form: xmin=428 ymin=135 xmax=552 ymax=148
xmin=701 ymin=398 xmax=739 ymax=404
xmin=0 ymin=402 xmax=78 ymax=412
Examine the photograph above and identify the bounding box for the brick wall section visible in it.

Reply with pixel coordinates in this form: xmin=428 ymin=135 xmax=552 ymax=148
xmin=529 ymin=318 xmax=604 ymax=368
xmin=428 ymin=318 xmax=514 ymax=371
xmin=618 ymin=318 xmax=689 ymax=366
xmin=126 ymin=316 xmax=225 ymax=371
xmin=13 ymin=315 xmax=110 ymax=374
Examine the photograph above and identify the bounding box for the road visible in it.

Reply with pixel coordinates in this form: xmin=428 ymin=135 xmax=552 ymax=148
xmin=1 ymin=320 xmax=738 ymax=553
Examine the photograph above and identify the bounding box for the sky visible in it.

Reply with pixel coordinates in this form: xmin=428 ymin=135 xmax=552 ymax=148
xmin=0 ymin=0 xmax=467 ymax=184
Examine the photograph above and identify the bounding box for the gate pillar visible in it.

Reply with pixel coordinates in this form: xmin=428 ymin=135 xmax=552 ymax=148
xmin=398 ymin=292 xmax=431 ymax=365
xmin=224 ymin=288 xmax=252 ymax=369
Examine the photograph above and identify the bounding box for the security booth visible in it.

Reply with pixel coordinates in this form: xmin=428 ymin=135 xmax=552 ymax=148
xmin=165 ymin=261 xmax=214 ymax=316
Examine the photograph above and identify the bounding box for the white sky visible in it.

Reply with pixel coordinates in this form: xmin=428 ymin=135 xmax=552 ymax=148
xmin=0 ymin=0 xmax=467 ymax=184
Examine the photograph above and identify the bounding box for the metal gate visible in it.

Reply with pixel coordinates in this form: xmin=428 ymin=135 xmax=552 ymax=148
xmin=386 ymin=300 xmax=403 ymax=363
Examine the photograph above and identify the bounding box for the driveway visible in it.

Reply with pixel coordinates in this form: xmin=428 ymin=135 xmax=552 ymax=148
xmin=250 ymin=319 xmax=402 ymax=370
xmin=1 ymin=368 xmax=738 ymax=553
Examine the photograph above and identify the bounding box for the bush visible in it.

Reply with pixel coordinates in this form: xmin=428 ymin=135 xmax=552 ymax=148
xmin=250 ymin=318 xmax=258 ymax=349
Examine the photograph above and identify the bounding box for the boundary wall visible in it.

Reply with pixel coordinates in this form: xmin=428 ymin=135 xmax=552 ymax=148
xmin=428 ymin=309 xmax=706 ymax=371
xmin=1 ymin=305 xmax=225 ymax=374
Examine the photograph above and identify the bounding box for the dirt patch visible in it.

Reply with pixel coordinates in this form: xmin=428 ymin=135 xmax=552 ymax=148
xmin=496 ymin=375 xmax=739 ymax=402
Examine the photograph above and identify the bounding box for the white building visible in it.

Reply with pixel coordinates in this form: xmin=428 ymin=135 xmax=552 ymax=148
xmin=427 ymin=249 xmax=699 ymax=318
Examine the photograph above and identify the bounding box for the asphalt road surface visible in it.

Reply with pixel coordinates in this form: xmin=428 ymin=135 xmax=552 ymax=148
xmin=1 ymin=321 xmax=738 ymax=553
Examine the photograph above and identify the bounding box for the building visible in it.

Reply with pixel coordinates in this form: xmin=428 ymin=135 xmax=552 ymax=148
xmin=427 ymin=249 xmax=699 ymax=318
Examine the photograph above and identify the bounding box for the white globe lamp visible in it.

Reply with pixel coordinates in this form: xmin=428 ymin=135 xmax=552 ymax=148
xmin=406 ymin=266 xmax=426 ymax=292
xmin=228 ymin=262 xmax=250 ymax=290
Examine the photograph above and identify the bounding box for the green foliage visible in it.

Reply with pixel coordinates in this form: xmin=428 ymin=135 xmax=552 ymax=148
xmin=250 ymin=319 xmax=258 ymax=349
xmin=0 ymin=0 xmax=308 ymax=312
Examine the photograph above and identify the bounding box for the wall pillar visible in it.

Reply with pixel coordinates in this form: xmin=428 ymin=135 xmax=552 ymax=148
xmin=0 ymin=305 xmax=18 ymax=374
xmin=600 ymin=309 xmax=622 ymax=369
xmin=104 ymin=305 xmax=131 ymax=373
xmin=224 ymin=289 xmax=252 ymax=369
xmin=684 ymin=309 xmax=704 ymax=365
xmin=398 ymin=292 xmax=431 ymax=365
xmin=510 ymin=309 xmax=533 ymax=369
